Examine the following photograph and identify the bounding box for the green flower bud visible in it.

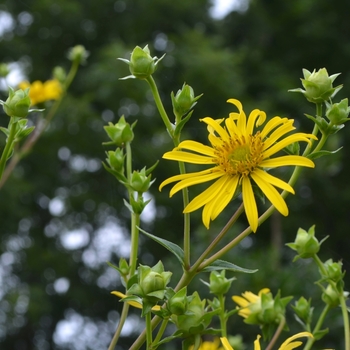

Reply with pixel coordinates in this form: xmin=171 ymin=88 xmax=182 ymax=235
xmin=107 ymin=148 xmax=125 ymax=173
xmin=167 ymin=287 xmax=188 ymax=315
xmin=323 ymin=259 xmax=345 ymax=283
xmin=130 ymin=168 xmax=152 ymax=193
xmin=53 ymin=66 xmax=67 ymax=84
xmin=171 ymin=292 xmax=210 ymax=335
xmin=1 ymin=87 xmax=31 ymax=118
xmin=104 ymin=116 xmax=134 ymax=146
xmin=292 ymin=297 xmax=313 ymax=323
xmin=325 ymin=98 xmax=350 ymax=125
xmin=0 ymin=63 xmax=10 ymax=78
xmin=171 ymin=83 xmax=203 ymax=120
xmin=286 ymin=225 xmax=321 ymax=260
xmin=137 ymin=261 xmax=172 ymax=300
xmin=322 ymin=284 xmax=339 ymax=308
xmin=205 ymin=270 xmax=235 ymax=295
xmin=67 ymin=45 xmax=89 ymax=65
xmin=289 ymin=68 xmax=342 ymax=104
xmin=118 ymin=45 xmax=165 ymax=80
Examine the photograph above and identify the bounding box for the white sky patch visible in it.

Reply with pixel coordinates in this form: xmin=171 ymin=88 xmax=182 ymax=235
xmin=210 ymin=0 xmax=249 ymax=19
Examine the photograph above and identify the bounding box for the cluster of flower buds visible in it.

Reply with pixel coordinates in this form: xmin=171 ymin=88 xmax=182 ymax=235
xmin=0 ymin=87 xmax=32 ymax=119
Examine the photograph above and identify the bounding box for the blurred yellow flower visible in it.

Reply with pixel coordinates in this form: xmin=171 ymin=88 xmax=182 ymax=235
xmin=18 ymin=79 xmax=62 ymax=106
xmin=111 ymin=291 xmax=161 ymax=311
xmin=220 ymin=332 xmax=312 ymax=350
xmin=232 ymin=288 xmax=270 ymax=319
xmin=190 ymin=338 xmax=223 ymax=350
xmin=160 ymin=99 xmax=316 ymax=232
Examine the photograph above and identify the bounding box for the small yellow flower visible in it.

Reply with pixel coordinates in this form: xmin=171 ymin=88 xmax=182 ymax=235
xmin=232 ymin=288 xmax=270 ymax=319
xmin=190 ymin=338 xmax=224 ymax=350
xmin=18 ymin=79 xmax=62 ymax=106
xmin=111 ymin=291 xmax=161 ymax=311
xmin=220 ymin=332 xmax=312 ymax=350
xmin=159 ymin=99 xmax=316 ymax=232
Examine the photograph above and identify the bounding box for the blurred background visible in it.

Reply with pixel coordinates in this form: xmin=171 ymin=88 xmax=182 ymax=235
xmin=1 ymin=0 xmax=350 ymax=349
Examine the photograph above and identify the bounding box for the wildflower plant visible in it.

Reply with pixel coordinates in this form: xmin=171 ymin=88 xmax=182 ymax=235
xmin=2 ymin=42 xmax=350 ymax=350
xmin=101 ymin=45 xmax=350 ymax=350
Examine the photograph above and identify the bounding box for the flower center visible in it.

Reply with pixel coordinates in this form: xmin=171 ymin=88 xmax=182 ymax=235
xmin=214 ymin=133 xmax=264 ymax=177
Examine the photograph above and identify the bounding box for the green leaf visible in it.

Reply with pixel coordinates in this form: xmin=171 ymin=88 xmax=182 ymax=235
xmin=138 ymin=227 xmax=185 ymax=266
xmin=201 ymin=259 xmax=258 ymax=273
xmin=308 ymin=147 xmax=342 ymax=160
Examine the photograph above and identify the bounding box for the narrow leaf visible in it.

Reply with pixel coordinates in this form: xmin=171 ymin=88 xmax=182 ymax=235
xmin=202 ymin=259 xmax=258 ymax=273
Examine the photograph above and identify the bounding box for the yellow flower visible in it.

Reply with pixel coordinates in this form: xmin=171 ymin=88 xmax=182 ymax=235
xmin=111 ymin=291 xmax=161 ymax=311
xmin=220 ymin=332 xmax=312 ymax=350
xmin=159 ymin=99 xmax=316 ymax=232
xmin=18 ymin=79 xmax=62 ymax=106
xmin=232 ymin=288 xmax=270 ymax=319
xmin=190 ymin=338 xmax=224 ymax=350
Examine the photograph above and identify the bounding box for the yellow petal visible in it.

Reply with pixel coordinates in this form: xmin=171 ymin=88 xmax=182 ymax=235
xmin=247 ymin=109 xmax=266 ymax=135
xmin=201 ymin=117 xmax=230 ymax=141
xmin=227 ymin=98 xmax=243 ymax=112
xmin=169 ymin=171 xmax=223 ymax=197
xmin=163 ymin=150 xmax=214 ymax=164
xmin=220 ymin=337 xmax=234 ymax=350
xmin=184 ymin=176 xmax=228 ymax=213
xmin=232 ymin=295 xmax=250 ymax=307
xmin=253 ymin=169 xmax=294 ymax=193
xmin=178 ymin=140 xmax=215 ymax=156
xmin=251 ymin=172 xmax=289 ymax=216
xmin=262 ymin=120 xmax=296 ymax=149
xmin=254 ymin=335 xmax=262 ymax=350
xmin=242 ymin=177 xmax=258 ymax=232
xmin=279 ymin=332 xmax=313 ymax=350
xmin=261 ymin=155 xmax=315 ymax=168
xmin=159 ymin=168 xmax=214 ymax=191
xmin=260 ymin=117 xmax=288 ymax=139
xmin=263 ymin=134 xmax=316 ymax=159
xmin=111 ymin=291 xmax=142 ymax=309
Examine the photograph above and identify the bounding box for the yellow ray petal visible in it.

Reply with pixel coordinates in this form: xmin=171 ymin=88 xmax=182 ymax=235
xmin=279 ymin=332 xmax=312 ymax=350
xmin=253 ymin=168 xmax=294 ymax=193
xmin=254 ymin=335 xmax=262 ymax=350
xmin=263 ymin=134 xmax=315 ymax=159
xmin=159 ymin=168 xmax=214 ymax=191
xmin=247 ymin=109 xmax=266 ymax=135
xmin=220 ymin=337 xmax=234 ymax=350
xmin=211 ymin=176 xmax=239 ymax=220
xmin=162 ymin=150 xmax=214 ymax=164
xmin=232 ymin=295 xmax=250 ymax=307
xmin=201 ymin=117 xmax=230 ymax=141
xmin=184 ymin=176 xmax=228 ymax=212
xmin=260 ymin=116 xmax=288 ymax=139
xmin=251 ymin=173 xmax=289 ymax=216
xmin=178 ymin=140 xmax=215 ymax=156
xmin=227 ymin=98 xmax=243 ymax=112
xmin=262 ymin=121 xmax=296 ymax=149
xmin=169 ymin=171 xmax=223 ymax=197
xmin=261 ymin=155 xmax=315 ymax=168
xmin=242 ymin=177 xmax=258 ymax=232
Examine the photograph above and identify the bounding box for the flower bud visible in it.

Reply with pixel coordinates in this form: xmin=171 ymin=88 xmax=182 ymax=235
xmin=104 ymin=116 xmax=134 ymax=146
xmin=322 ymin=284 xmax=339 ymax=308
xmin=118 ymin=45 xmax=165 ymax=80
xmin=286 ymin=225 xmax=321 ymax=260
xmin=171 ymin=83 xmax=203 ymax=120
xmin=130 ymin=168 xmax=152 ymax=193
xmin=107 ymin=149 xmax=125 ymax=173
xmin=289 ymin=68 xmax=342 ymax=104
xmin=323 ymin=259 xmax=344 ymax=283
xmin=67 ymin=45 xmax=89 ymax=65
xmin=292 ymin=297 xmax=313 ymax=323
xmin=167 ymin=287 xmax=188 ymax=315
xmin=53 ymin=66 xmax=67 ymax=84
xmin=0 ymin=63 xmax=10 ymax=78
xmin=1 ymin=87 xmax=31 ymax=118
xmin=206 ymin=270 xmax=235 ymax=295
xmin=325 ymin=98 xmax=350 ymax=125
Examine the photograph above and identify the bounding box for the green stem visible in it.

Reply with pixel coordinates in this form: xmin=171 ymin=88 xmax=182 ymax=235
xmin=145 ymin=311 xmax=153 ymax=349
xmin=107 ymin=303 xmax=130 ymax=350
xmin=303 ymin=304 xmax=330 ymax=350
xmin=152 ymin=318 xmax=169 ymax=349
xmin=218 ymin=294 xmax=227 ymax=337
xmin=340 ymin=294 xmax=350 ymax=350
xmin=146 ymin=76 xmax=174 ymax=138
xmin=0 ymin=59 xmax=80 ymax=190
xmin=0 ymin=119 xmax=17 ymax=180
xmin=265 ymin=317 xmax=285 ymax=350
